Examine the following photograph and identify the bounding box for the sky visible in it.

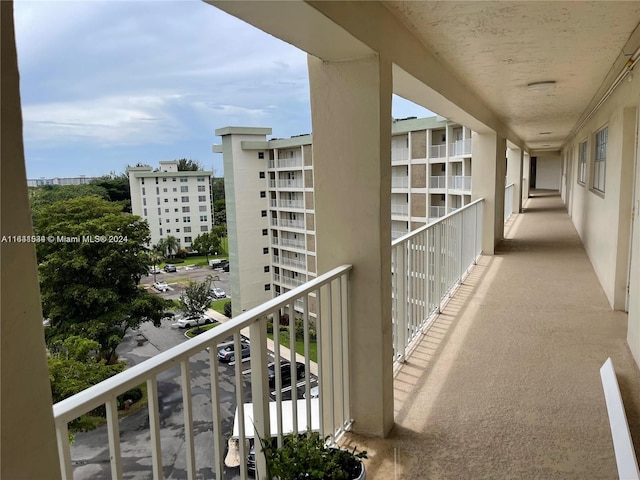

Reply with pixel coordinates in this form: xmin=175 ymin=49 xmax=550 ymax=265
xmin=14 ymin=0 xmax=434 ymax=179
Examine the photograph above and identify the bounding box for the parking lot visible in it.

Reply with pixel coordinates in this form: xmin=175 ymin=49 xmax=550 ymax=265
xmin=140 ymin=263 xmax=232 ymax=302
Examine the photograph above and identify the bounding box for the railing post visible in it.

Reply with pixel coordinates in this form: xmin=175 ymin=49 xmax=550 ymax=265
xmin=396 ymin=243 xmax=407 ymax=362
xmin=249 ymin=318 xmax=270 ymax=479
xmin=434 ymin=224 xmax=442 ymax=313
xmin=105 ymin=398 xmax=123 ymax=480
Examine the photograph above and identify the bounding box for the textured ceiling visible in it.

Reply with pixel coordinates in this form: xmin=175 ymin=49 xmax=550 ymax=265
xmin=384 ymin=1 xmax=640 ymax=151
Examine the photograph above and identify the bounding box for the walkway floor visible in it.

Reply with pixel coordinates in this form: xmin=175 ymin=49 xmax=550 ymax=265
xmin=343 ymin=190 xmax=640 ymax=479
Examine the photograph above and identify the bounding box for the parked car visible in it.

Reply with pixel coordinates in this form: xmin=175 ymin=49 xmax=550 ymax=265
xmin=164 ymin=264 xmax=177 ymax=272
xmin=149 ymin=266 xmax=161 ymax=274
xmin=210 ymin=287 xmax=227 ymax=299
xmin=223 ymin=262 xmax=230 ymax=272
xmin=267 ymin=361 xmax=305 ymax=387
xmin=176 ymin=315 xmax=212 ymax=329
xmin=153 ymin=281 xmax=169 ymax=292
xmin=217 ymin=342 xmax=251 ymax=363
xmin=303 ymin=385 xmax=319 ymax=399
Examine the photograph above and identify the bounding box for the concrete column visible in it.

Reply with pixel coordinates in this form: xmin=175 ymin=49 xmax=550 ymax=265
xmin=1 ymin=2 xmax=62 ymax=478
xmin=507 ymin=147 xmax=523 ymax=213
xmin=522 ymin=152 xmax=531 ymax=202
xmin=308 ymin=54 xmax=394 ymax=437
xmin=471 ymin=131 xmax=507 ymax=254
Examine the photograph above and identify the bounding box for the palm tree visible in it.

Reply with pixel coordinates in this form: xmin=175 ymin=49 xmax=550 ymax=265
xmin=148 ymin=249 xmax=164 ymax=282
xmin=164 ymin=236 xmax=180 ymax=259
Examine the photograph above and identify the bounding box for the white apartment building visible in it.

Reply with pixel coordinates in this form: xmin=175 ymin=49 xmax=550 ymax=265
xmin=26 ymin=175 xmax=98 ymax=187
xmin=127 ymin=161 xmax=213 ymax=250
xmin=214 ymin=116 xmax=475 ymax=315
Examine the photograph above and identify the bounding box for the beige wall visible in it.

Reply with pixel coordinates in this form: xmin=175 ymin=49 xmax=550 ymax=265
xmin=305 ymin=191 xmax=314 ymax=210
xmin=411 ymin=130 xmax=426 ymax=159
xmin=303 ymin=144 xmax=313 ymax=166
xmin=411 ymin=164 xmax=426 ymax=188
xmin=411 ymin=193 xmax=426 ymax=217
xmin=535 ymin=152 xmax=562 ymax=190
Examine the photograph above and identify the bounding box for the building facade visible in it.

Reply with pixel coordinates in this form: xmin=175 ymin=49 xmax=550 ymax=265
xmin=26 ymin=176 xmax=98 ymax=187
xmin=214 ymin=116 xmax=475 ymax=315
xmin=127 ymin=161 xmax=213 ymax=250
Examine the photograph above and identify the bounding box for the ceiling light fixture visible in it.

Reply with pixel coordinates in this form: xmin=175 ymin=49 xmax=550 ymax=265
xmin=527 ymin=81 xmax=557 ymax=92
xmin=539 ymin=132 xmax=552 ymax=135
xmin=542 ymin=144 xmax=551 ymax=147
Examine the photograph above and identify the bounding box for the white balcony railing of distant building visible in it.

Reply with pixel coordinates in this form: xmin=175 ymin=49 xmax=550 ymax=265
xmin=269 ymin=179 xmax=277 ymax=188
xmin=273 ymin=274 xmax=306 ymax=288
xmin=392 ymin=230 xmax=409 ymax=240
xmin=391 ymin=198 xmax=484 ymax=363
xmin=429 ymin=206 xmax=447 ymax=218
xmin=53 ymin=265 xmax=353 ymax=480
xmin=450 ymin=176 xmax=472 ymax=192
xmin=278 ymin=199 xmax=305 ymax=209
xmin=449 ymin=138 xmax=472 ymax=156
xmin=270 ymin=217 xmax=278 ymax=226
xmin=504 ymin=183 xmax=515 ymax=223
xmin=429 ymin=176 xmax=446 ymax=189
xmin=429 ymin=144 xmax=447 ymax=159
xmin=391 ymin=176 xmax=409 ymax=188
xmin=391 ymin=204 xmax=409 ymax=216
xmin=270 ymin=198 xmax=278 ymax=208
xmin=391 ymin=147 xmax=409 ymax=162
xmin=271 ymin=236 xmax=279 ymax=246
xmin=279 ymin=237 xmax=306 ymax=250
xmin=277 ymin=178 xmax=304 ymax=189
xmin=276 ymin=157 xmax=303 ymax=169
xmin=279 ymin=219 xmax=305 ymax=230
xmin=268 ymin=159 xmax=275 ymax=169
xmin=273 ymin=255 xmax=307 ymax=270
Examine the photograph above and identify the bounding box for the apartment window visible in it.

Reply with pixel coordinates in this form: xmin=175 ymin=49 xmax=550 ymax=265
xmin=155 ymin=177 xmax=159 ymax=184
xmin=200 ymin=225 xmax=209 ymax=232
xmin=181 ymin=186 xmax=189 ymax=193
xmin=578 ymin=141 xmax=587 ymax=185
xmin=262 ymin=229 xmax=268 ymax=235
xmin=181 ymin=196 xmax=189 ymax=202
xmin=260 ymin=191 xmax=266 ymax=198
xmin=157 ymin=208 xmax=161 ymax=215
xmin=199 ymin=205 xmax=207 ymax=212
xmin=184 ymin=227 xmax=191 ymax=233
xmin=264 ymin=284 xmax=271 ymax=291
xmin=162 ymin=178 xmax=167 ymax=182
xmin=200 ymin=215 xmax=208 ymax=222
xmin=180 ymin=177 xmax=188 ymax=183
xmin=173 ymin=188 xmax=177 ymax=192
xmin=197 ymin=176 xmax=205 ymax=182
xmin=166 ymin=229 xmax=171 ymax=233
xmin=593 ymin=127 xmax=607 ymax=193
xmin=159 ymin=228 xmax=163 ymax=235
xmin=183 ymin=216 xmax=191 ymax=223
xmin=261 ymin=210 xmax=267 ymax=217
xmin=175 ymin=218 xmax=180 ymax=223
xmin=165 ymin=209 xmax=169 ymax=213
xmin=159 ymin=218 xmax=162 ymax=225
xmin=142 ymin=187 xmax=146 ymax=195
xmin=141 ymin=178 xmax=145 ymax=185
xmin=143 ymin=198 xmax=146 ymax=206
xmin=176 ymin=228 xmax=180 ymax=233
xmin=143 ymin=208 xmax=147 ymax=216
xmin=172 ymin=178 xmax=176 ymax=182
xmin=164 ymin=199 xmax=168 ymax=203
xmin=174 ymin=198 xmax=178 ymax=202
xmin=259 ymin=171 xmax=265 ymax=179
xmin=163 ymin=188 xmax=168 ymax=193
xmin=258 ymin=152 xmax=265 ymax=159
xmin=198 ymin=195 xmax=206 ymax=202
xmin=198 ymin=185 xmax=206 ymax=192
xmin=263 ymin=247 xmax=269 ymax=254
xmin=156 ymin=187 xmax=159 ymax=194
xmin=264 ymin=266 xmax=270 ymax=273
xmin=178 ymin=207 xmax=188 ymax=214
xmin=184 ymin=236 xmax=192 ymax=243
xmin=174 ymin=208 xmax=178 ymax=212
xmin=166 ymin=218 xmax=170 ymax=223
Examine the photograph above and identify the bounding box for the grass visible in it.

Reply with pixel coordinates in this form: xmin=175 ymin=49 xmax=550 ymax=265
xmin=157 ymin=247 xmax=229 ymax=269
xmin=211 ymin=298 xmax=230 ymax=315
xmin=268 ymin=329 xmax=318 ymax=364
xmin=185 ymin=322 xmax=220 ymax=338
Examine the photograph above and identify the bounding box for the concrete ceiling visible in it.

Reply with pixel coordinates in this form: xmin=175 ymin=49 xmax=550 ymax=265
xmin=383 ymin=1 xmax=640 ymax=152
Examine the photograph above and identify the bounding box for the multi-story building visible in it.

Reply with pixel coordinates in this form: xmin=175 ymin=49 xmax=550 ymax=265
xmin=214 ymin=116 xmax=475 ymax=314
xmin=26 ymin=175 xmax=98 ymax=187
xmin=127 ymin=161 xmax=213 ymax=249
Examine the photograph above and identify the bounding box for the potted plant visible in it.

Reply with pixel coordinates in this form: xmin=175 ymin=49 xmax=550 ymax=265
xmin=259 ymin=430 xmax=367 ymax=480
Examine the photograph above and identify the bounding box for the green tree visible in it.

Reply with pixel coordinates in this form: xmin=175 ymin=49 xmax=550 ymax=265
xmin=211 ymin=177 xmax=225 ymax=202
xmin=213 ymin=198 xmax=226 ymax=225
xmin=91 ymin=172 xmax=131 ymax=212
xmin=35 ymin=196 xmax=172 ymax=363
xmin=179 ymin=277 xmax=213 ymax=333
xmin=176 ymin=158 xmax=203 ymax=171
xmin=191 ymin=232 xmax=221 ymax=263
xmin=212 ymin=224 xmax=227 ymax=240
xmin=29 ymin=184 xmax=110 ymax=218
xmin=165 ymin=235 xmax=180 ymax=258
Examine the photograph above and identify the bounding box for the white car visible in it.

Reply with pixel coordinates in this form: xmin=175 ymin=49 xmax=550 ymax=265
xmin=176 ymin=315 xmax=212 ymax=329
xmin=153 ymin=281 xmax=169 ymax=292
xmin=149 ymin=266 xmax=161 ymax=274
xmin=210 ymin=287 xmax=227 ymax=299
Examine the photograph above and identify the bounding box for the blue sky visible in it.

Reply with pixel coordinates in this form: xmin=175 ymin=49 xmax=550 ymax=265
xmin=14 ymin=0 xmax=433 ymax=179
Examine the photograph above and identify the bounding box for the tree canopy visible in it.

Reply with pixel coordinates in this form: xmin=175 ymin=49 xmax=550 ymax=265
xmin=191 ymin=232 xmax=221 ymax=262
xmin=179 ymin=278 xmax=213 ymax=331
xmin=35 ymin=196 xmax=172 ymax=363
xmin=176 ymin=158 xmax=204 ymax=171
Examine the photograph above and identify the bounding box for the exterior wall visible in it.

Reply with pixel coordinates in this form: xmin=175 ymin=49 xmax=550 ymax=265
xmin=535 ymin=152 xmax=562 ymax=190
xmin=127 ymin=163 xmax=213 ymax=249
xmin=563 ymin=67 xmax=639 ymax=325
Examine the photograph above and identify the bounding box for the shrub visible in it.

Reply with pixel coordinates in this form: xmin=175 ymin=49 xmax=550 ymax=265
xmin=223 ymin=301 xmax=232 ymax=318
xmin=175 ymin=248 xmax=188 ymax=259
xmin=117 ymin=386 xmax=143 ymax=410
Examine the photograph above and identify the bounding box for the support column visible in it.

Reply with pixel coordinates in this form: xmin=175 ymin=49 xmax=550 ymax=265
xmin=1 ymin=2 xmax=62 ymax=478
xmin=308 ymin=54 xmax=394 ymax=437
xmin=471 ymin=131 xmax=507 ymax=254
xmin=507 ymin=147 xmax=523 ymax=213
xmin=522 ymin=152 xmax=531 ymax=201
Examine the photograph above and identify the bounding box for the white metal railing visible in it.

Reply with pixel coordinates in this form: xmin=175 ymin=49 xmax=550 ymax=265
xmin=392 ymin=230 xmax=409 ymax=240
xmin=450 ymin=138 xmax=472 ymax=156
xmin=276 ymin=157 xmax=303 ymax=169
xmin=391 ymin=199 xmax=484 ymax=363
xmin=279 ymin=219 xmax=305 ymax=229
xmin=270 ymin=217 xmax=278 ymax=226
xmin=450 ymin=176 xmax=472 ymax=191
xmin=277 ymin=178 xmax=304 ymax=188
xmin=429 ymin=206 xmax=447 ymax=218
xmin=269 ymin=179 xmax=276 ymax=188
xmin=391 ymin=147 xmax=409 ymax=162
xmin=278 ymin=275 xmax=306 ymax=288
xmin=273 ymin=255 xmax=307 ymax=270
xmin=279 ymin=199 xmax=304 ymax=209
xmin=429 ymin=176 xmax=446 ymax=189
xmin=271 ymin=236 xmax=279 ymax=246
xmin=505 ymin=183 xmax=514 ymax=223
xmin=429 ymin=144 xmax=446 ymax=158
xmin=268 ymin=160 xmax=275 ymax=169
xmin=391 ymin=176 xmax=409 ymax=188
xmin=53 ymin=265 xmax=353 ymax=480
xmin=279 ymin=237 xmax=306 ymax=250
xmin=270 ymin=199 xmax=278 ymax=208
xmin=391 ymin=204 xmax=409 ymax=216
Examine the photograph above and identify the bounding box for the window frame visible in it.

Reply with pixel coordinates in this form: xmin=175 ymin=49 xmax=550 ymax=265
xmin=591 ymin=126 xmax=607 ymax=194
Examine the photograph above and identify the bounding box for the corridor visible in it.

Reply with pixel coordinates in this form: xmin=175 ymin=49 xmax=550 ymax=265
xmin=345 ymin=190 xmax=640 ymax=479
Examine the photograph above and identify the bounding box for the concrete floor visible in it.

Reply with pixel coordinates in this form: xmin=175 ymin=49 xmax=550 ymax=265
xmin=342 ymin=191 xmax=640 ymax=479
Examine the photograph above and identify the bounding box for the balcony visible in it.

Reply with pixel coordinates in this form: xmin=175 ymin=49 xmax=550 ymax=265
xmin=391 ymin=203 xmax=409 ymax=216
xmin=278 ymin=199 xmax=305 ymax=209
xmin=391 ymin=147 xmax=409 ymax=162
xmin=450 ymin=175 xmax=472 ymax=191
xmin=279 ymin=237 xmax=306 ymax=250
xmin=279 ymin=218 xmax=305 ymax=230
xmin=429 ymin=175 xmax=446 ymax=189
xmin=429 ymin=205 xmax=447 ymax=218
xmin=276 ymin=178 xmax=304 ymax=189
xmin=429 ymin=144 xmax=447 ymax=159
xmin=273 ymin=254 xmax=307 ymax=270
xmin=276 ymin=157 xmax=303 ymax=169
xmin=391 ymin=176 xmax=409 ymax=188
xmin=449 ymin=138 xmax=472 ymax=156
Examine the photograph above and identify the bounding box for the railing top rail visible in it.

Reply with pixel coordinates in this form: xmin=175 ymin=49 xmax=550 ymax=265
xmin=505 ymin=182 xmax=515 ymax=189
xmin=392 ymin=198 xmax=484 ymax=247
xmin=53 ymin=264 xmax=353 ymax=423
